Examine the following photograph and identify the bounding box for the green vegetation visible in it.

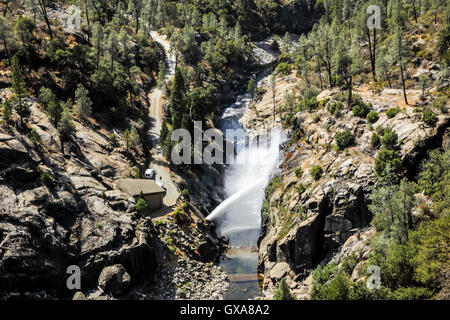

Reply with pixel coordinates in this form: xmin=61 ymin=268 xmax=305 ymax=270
xmin=136 ymin=193 xmax=148 ymax=217
xmin=275 ymin=62 xmax=292 ymax=76
xmin=335 ymin=130 xmax=355 ymax=150
xmin=298 ymin=88 xmax=319 ymax=112
xmin=352 ymin=100 xmax=371 ymax=118
xmin=381 ymin=128 xmax=398 ymax=150
xmin=295 ymin=183 xmax=306 ymax=196
xmin=273 ymin=278 xmax=295 ymax=300
xmin=312 ymin=149 xmax=450 ymax=300
xmin=371 ymin=133 xmax=381 ymax=149
xmin=366 ymin=111 xmax=379 ymax=124
xmin=386 ymin=107 xmax=401 ymax=119
xmin=294 ymin=167 xmax=303 ymax=178
xmin=422 ymin=109 xmax=438 ymax=126
xmin=328 ymin=102 xmax=343 ymax=116
xmin=374 ymin=148 xmax=402 ymax=177
xmin=310 ymin=165 xmax=324 ymax=181
xmin=265 ymin=176 xmax=282 ymax=198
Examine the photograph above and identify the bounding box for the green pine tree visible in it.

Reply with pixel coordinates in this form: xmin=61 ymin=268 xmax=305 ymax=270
xmin=273 ymin=278 xmax=295 ymax=300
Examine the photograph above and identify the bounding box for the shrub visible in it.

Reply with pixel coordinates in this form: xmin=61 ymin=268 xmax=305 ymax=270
xmin=328 ymin=101 xmax=343 ymax=116
xmin=422 ymin=109 xmax=437 ymax=126
xmin=298 ymin=97 xmax=318 ymax=112
xmin=341 ymin=253 xmax=358 ymax=275
xmin=311 ymin=273 xmax=350 ymax=300
xmin=366 ymin=111 xmax=379 ymax=124
xmin=29 ymin=128 xmax=41 ymax=145
xmin=390 ymin=287 xmax=434 ymax=300
xmin=181 ymin=188 xmax=190 ymax=201
xmin=335 ymin=131 xmax=355 ymax=150
xmin=312 ymin=262 xmax=338 ymax=285
xmin=381 ymin=128 xmax=398 ymax=150
xmin=386 ymin=107 xmax=401 ymax=118
xmin=303 ymin=87 xmax=320 ymax=100
xmin=265 ymin=176 xmax=282 ymax=197
xmin=295 ymin=183 xmax=306 ymax=195
xmin=40 ymin=172 xmax=55 ymax=188
xmin=312 ymin=114 xmax=320 ymax=123
xmin=136 ymin=196 xmax=148 ymax=217
xmin=275 ymin=62 xmax=292 ymax=76
xmin=318 ymin=98 xmax=330 ymax=109
xmin=298 ymin=88 xmax=320 ymax=112
xmin=433 ymin=97 xmax=448 ymax=114
xmin=371 ymin=133 xmax=381 ymax=149
xmin=310 ymin=165 xmax=323 ymax=181
xmin=294 ymin=167 xmax=303 ymax=178
xmin=1 ymin=102 xmax=12 ymax=123
xmin=374 ymin=148 xmax=402 ymax=177
xmin=352 ymin=102 xmax=370 ymax=118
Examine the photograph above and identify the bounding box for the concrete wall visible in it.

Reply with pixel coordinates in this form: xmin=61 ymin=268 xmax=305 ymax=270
xmin=143 ymin=193 xmax=164 ymax=210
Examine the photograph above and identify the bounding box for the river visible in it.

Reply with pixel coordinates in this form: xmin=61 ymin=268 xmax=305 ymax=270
xmin=209 ymin=80 xmax=285 ymax=299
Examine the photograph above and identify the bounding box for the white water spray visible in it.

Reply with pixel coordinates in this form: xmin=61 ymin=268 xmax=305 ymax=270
xmin=207 ymin=129 xmax=284 ymax=245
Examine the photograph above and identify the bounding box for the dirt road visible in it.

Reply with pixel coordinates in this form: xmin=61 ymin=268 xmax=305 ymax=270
xmin=148 ymin=32 xmax=178 ymax=208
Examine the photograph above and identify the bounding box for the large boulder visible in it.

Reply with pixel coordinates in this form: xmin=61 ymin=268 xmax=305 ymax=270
xmin=98 ymin=264 xmax=131 ymax=296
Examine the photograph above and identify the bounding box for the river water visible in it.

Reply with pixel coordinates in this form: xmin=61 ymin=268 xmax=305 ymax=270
xmin=209 ymin=87 xmax=284 ymax=300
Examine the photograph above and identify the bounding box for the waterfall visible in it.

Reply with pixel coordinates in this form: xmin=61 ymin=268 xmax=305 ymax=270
xmin=207 ymin=127 xmax=284 ymax=246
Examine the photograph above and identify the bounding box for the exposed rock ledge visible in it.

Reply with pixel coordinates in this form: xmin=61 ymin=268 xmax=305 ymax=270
xmin=238 ymin=72 xmax=450 ymax=298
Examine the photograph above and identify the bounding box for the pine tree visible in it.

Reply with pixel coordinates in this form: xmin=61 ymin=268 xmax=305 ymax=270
xmin=357 ymin=2 xmax=384 ymax=81
xmin=376 ymin=47 xmax=394 ymax=87
xmin=58 ymin=107 xmax=75 ymax=140
xmin=27 ymin=0 xmax=53 ymax=39
xmin=169 ymin=67 xmax=187 ymax=129
xmin=392 ymin=27 xmax=409 ymax=105
xmin=14 ymin=16 xmax=35 ymax=47
xmin=0 ymin=16 xmax=12 ymax=64
xmin=92 ymin=22 xmax=103 ymax=70
xmin=156 ymin=0 xmax=167 ymax=28
xmin=118 ymin=27 xmax=132 ymax=63
xmin=273 ymin=278 xmax=295 ymax=300
xmin=334 ymin=32 xmax=353 ymax=107
xmin=39 ymin=86 xmax=61 ymax=125
xmin=11 ymin=55 xmax=29 ymax=127
xmin=142 ymin=0 xmax=156 ymax=27
xmin=160 ymin=118 xmax=169 ymax=144
xmin=128 ymin=0 xmax=143 ymax=34
xmin=247 ymin=77 xmax=256 ymax=99
xmin=123 ymin=129 xmax=130 ymax=154
xmin=74 ymin=84 xmax=92 ymax=121
xmin=106 ymin=27 xmax=118 ymax=71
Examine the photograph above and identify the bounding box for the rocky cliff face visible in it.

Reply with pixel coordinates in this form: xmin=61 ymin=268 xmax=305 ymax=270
xmin=0 ymin=89 xmax=226 ymax=299
xmin=238 ymin=72 xmax=450 ymax=298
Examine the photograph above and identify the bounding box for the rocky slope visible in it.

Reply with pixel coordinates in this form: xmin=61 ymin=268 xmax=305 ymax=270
xmin=239 ymin=71 xmax=450 ymax=298
xmin=0 ymin=89 xmax=227 ymax=300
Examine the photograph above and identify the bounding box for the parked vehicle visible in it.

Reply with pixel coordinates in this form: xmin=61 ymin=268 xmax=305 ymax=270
xmin=145 ymin=169 xmax=155 ymax=179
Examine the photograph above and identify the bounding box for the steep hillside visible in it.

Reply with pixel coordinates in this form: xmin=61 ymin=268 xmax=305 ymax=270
xmin=242 ymin=0 xmax=450 ymax=300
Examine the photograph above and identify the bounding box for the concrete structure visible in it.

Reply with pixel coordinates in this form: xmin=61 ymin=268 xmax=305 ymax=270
xmin=116 ymin=179 xmax=166 ymax=210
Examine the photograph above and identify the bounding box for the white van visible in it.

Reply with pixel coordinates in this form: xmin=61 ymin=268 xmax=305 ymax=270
xmin=144 ymin=169 xmax=155 ymax=179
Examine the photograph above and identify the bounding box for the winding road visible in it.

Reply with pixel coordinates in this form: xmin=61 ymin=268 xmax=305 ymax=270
xmin=148 ymin=31 xmax=179 ymax=209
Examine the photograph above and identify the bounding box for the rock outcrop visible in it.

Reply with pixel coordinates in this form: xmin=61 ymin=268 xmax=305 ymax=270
xmin=0 ymin=91 xmax=226 ymax=299
xmin=239 ymin=72 xmax=450 ymax=297
xmin=98 ymin=264 xmax=131 ymax=295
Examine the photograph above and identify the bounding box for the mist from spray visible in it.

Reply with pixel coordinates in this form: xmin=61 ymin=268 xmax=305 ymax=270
xmin=207 ymin=129 xmax=284 ymax=246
